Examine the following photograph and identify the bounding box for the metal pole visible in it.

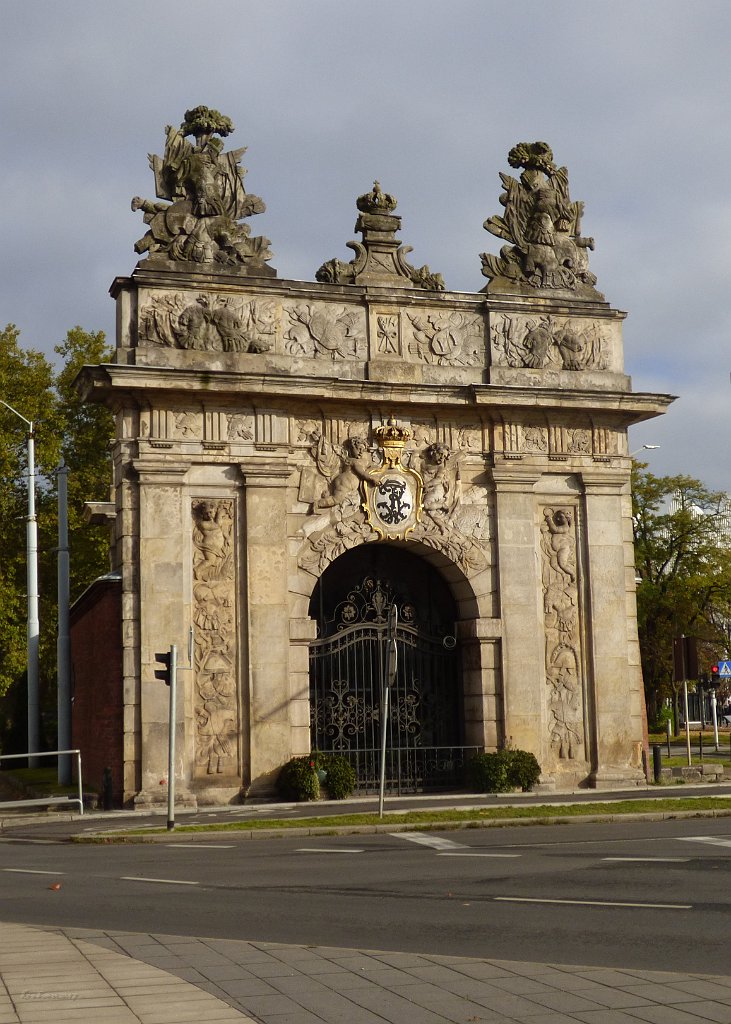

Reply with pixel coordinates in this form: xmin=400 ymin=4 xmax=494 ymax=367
xmin=1 ymin=401 xmax=40 ymax=767
xmin=699 ymin=685 xmax=705 ymax=762
xmin=167 ymin=644 xmax=177 ymax=831
xmin=26 ymin=423 xmax=39 ymax=767
xmin=57 ymin=461 xmax=71 ymax=785
xmin=378 ymin=605 xmax=398 ymax=820
xmin=683 ymin=680 xmax=691 ymax=766
xmin=711 ymin=690 xmax=720 ymax=751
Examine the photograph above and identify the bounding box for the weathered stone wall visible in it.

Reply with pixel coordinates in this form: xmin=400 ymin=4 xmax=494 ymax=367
xmin=75 ymin=265 xmax=669 ymax=804
xmin=73 ymin=124 xmax=673 ymax=804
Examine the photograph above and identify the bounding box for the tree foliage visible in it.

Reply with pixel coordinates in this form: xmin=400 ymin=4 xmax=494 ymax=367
xmin=0 ymin=325 xmax=113 ymax=747
xmin=632 ymin=465 xmax=731 ymax=719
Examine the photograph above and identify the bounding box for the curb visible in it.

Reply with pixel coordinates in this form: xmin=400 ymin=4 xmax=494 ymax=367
xmin=71 ymin=806 xmax=731 ymax=843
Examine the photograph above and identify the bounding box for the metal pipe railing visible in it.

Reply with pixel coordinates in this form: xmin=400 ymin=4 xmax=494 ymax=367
xmin=0 ymin=749 xmax=83 ymax=814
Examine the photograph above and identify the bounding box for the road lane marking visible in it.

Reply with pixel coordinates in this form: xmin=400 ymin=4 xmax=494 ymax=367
xmin=0 ymin=838 xmax=60 ymax=845
xmin=602 ymin=857 xmax=690 ymax=863
xmin=166 ymin=844 xmax=235 ymax=849
xmin=120 ymin=876 xmax=200 ymax=886
xmin=2 ymin=868 xmax=66 ymax=875
xmin=494 ymin=896 xmax=692 ymax=910
xmin=438 ymin=852 xmax=521 ymax=858
xmin=676 ymin=836 xmax=731 ymax=849
xmin=296 ymin=848 xmax=364 ymax=854
xmin=391 ymin=833 xmax=467 ymax=850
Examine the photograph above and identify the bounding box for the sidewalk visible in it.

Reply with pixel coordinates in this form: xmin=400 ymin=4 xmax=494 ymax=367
xmin=3 ymin=922 xmax=731 ymax=1024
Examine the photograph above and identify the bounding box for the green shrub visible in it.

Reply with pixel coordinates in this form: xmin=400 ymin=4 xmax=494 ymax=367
xmin=320 ymin=753 xmax=356 ymax=800
xmin=276 ymin=756 xmax=320 ymax=801
xmin=467 ymin=751 xmax=512 ymax=793
xmin=275 ymin=751 xmax=357 ymax=801
xmin=467 ymin=749 xmax=541 ymax=794
xmin=504 ymin=749 xmax=541 ymax=791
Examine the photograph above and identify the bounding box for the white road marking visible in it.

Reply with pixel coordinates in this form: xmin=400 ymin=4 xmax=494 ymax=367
xmin=2 ymin=868 xmax=65 ymax=875
xmin=494 ymin=896 xmax=692 ymax=910
xmin=676 ymin=835 xmax=731 ymax=849
xmin=0 ymin=838 xmax=59 ymax=845
xmin=296 ymin=847 xmax=364 ymax=854
xmin=120 ymin=876 xmax=200 ymax=886
xmin=166 ymin=844 xmax=235 ymax=849
xmin=437 ymin=852 xmax=521 ymax=858
xmin=602 ymin=857 xmax=690 ymax=863
xmin=390 ymin=833 xmax=467 ymax=851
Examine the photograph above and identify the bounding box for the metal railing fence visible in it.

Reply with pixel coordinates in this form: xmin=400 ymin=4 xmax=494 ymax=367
xmin=0 ymin=749 xmax=83 ymax=814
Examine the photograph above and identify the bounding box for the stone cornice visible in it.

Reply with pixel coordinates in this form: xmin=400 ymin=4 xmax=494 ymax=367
xmin=76 ymin=364 xmax=675 ymax=424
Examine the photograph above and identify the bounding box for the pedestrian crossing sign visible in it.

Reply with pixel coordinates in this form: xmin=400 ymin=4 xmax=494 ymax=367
xmin=719 ymin=661 xmax=731 ymax=677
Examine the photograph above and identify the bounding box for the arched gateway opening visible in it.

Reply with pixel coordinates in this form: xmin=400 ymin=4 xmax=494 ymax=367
xmin=308 ymin=545 xmax=477 ymax=793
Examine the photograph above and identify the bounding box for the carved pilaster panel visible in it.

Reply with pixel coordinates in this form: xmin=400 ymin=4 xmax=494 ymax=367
xmin=540 ymin=506 xmax=585 ymax=761
xmin=370 ymin=310 xmax=403 ymax=357
xmin=191 ymin=498 xmax=239 ymax=779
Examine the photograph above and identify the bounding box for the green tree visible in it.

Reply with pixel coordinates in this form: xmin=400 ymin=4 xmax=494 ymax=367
xmin=0 ymin=324 xmax=113 ymax=749
xmin=632 ymin=465 xmax=731 ymax=724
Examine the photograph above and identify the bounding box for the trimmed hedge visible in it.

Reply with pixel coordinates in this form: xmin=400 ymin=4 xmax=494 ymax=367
xmin=467 ymin=749 xmax=541 ymax=794
xmin=276 ymin=751 xmax=356 ymax=802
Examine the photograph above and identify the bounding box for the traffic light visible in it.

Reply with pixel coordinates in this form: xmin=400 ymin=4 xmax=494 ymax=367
xmin=154 ymin=650 xmax=171 ymax=685
xmin=711 ymin=664 xmax=720 ymax=684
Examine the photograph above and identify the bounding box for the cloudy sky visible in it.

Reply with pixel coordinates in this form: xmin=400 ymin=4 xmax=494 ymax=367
xmin=3 ymin=0 xmax=729 ymax=489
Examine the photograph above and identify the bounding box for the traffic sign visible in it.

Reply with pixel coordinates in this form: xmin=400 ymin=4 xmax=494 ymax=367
xmin=718 ymin=660 xmax=731 ymax=678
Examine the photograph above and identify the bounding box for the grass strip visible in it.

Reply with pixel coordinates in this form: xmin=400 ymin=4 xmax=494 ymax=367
xmin=77 ymin=796 xmax=731 ymax=841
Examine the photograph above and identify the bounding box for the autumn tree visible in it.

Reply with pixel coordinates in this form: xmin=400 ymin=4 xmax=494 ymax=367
xmin=632 ymin=465 xmax=731 ymax=725
xmin=0 ymin=325 xmax=113 ymax=750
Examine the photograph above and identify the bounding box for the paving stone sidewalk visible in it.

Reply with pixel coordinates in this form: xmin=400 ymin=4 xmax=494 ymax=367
xmin=4 ymin=923 xmax=731 ymax=1024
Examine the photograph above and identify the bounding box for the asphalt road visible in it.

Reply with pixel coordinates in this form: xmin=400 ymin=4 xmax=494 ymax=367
xmin=1 ymin=816 xmax=730 ymax=975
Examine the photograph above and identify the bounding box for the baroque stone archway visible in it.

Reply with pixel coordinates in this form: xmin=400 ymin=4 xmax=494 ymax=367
xmin=308 ymin=544 xmax=477 ymax=793
xmin=74 ymin=111 xmax=673 ymax=805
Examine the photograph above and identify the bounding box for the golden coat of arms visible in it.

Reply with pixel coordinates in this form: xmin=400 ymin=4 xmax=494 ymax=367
xmin=363 ymin=420 xmax=423 ymax=540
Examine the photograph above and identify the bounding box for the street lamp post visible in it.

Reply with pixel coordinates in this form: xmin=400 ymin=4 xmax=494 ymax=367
xmin=1 ymin=400 xmax=40 ymax=765
xmin=630 ymin=444 xmax=660 ymax=457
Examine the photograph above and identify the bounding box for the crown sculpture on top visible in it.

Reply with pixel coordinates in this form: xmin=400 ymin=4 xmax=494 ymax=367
xmin=480 ymin=142 xmax=601 ymax=299
xmin=131 ymin=106 xmax=274 ymax=276
xmin=316 ymin=181 xmax=444 ymax=290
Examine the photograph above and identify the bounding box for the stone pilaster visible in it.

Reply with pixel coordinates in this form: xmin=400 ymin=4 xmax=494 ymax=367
xmin=580 ymin=469 xmax=645 ymax=787
xmin=490 ymin=465 xmax=546 ymax=757
xmin=239 ymin=457 xmax=293 ymax=794
xmin=132 ymin=461 xmax=196 ymax=808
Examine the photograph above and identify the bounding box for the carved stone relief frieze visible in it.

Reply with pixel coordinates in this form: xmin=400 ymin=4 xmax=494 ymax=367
xmin=375 ymin=313 xmax=401 ymax=356
xmin=406 ymin=311 xmax=483 ymax=366
xmin=540 ymin=506 xmax=585 ymax=761
xmin=173 ymin=411 xmax=202 ymax=439
xmin=565 ymin=428 xmax=591 ymax=454
xmin=491 ymin=313 xmax=607 ymax=371
xmin=226 ymin=413 xmax=254 ymax=442
xmin=191 ymin=499 xmax=239 ymax=778
xmin=284 ymin=304 xmax=365 ymax=359
xmin=140 ymin=292 xmax=277 ymax=352
xmin=410 ymin=443 xmax=489 ymax=573
xmin=522 ymin=426 xmax=549 ymax=453
xmin=297 ymin=425 xmax=491 ymax=578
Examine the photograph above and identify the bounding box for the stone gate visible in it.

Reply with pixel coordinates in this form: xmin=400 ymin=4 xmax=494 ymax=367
xmin=76 ymin=111 xmax=672 ymax=805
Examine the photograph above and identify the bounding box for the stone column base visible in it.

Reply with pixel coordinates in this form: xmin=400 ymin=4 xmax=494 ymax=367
xmin=133 ymin=788 xmax=198 ymax=810
xmin=587 ymin=767 xmax=646 ymax=790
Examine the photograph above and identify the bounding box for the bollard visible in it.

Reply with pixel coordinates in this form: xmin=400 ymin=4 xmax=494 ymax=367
xmin=101 ymin=767 xmax=113 ymax=810
xmin=652 ymin=744 xmax=662 ymax=784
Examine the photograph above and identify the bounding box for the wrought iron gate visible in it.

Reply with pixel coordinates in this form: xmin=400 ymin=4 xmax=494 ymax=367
xmin=309 ymin=573 xmax=472 ymax=792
